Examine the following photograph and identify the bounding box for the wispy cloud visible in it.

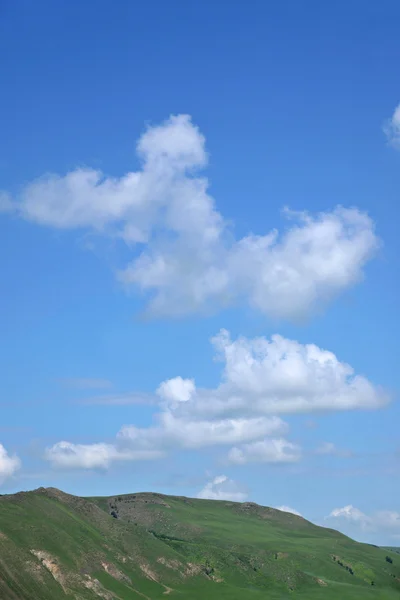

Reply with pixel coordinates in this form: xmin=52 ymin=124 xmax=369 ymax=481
xmin=315 ymin=442 xmax=354 ymax=458
xmin=0 ymin=426 xmax=33 ymax=433
xmin=383 ymin=102 xmax=400 ymax=147
xmin=77 ymin=391 xmax=156 ymax=406
xmin=228 ymin=438 xmax=301 ymax=465
xmin=59 ymin=378 xmax=113 ymax=390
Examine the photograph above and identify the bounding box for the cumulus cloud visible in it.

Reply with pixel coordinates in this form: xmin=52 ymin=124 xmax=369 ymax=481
xmin=275 ymin=505 xmax=302 ymax=517
xmin=1 ymin=115 xmax=379 ymax=320
xmin=45 ymin=329 xmax=388 ymax=470
xmin=328 ymin=505 xmax=369 ymax=525
xmin=384 ymin=102 xmax=400 ymax=146
xmin=326 ymin=505 xmax=400 ymax=541
xmin=115 ymin=330 xmax=385 ymax=464
xmin=315 ymin=442 xmax=353 ymax=458
xmin=165 ymin=329 xmax=388 ymax=419
xmin=157 ymin=376 xmax=195 ymax=407
xmin=197 ymin=475 xmax=248 ymax=502
xmin=45 ymin=441 xmax=163 ymax=470
xmin=0 ymin=443 xmax=21 ymax=484
xmin=228 ymin=438 xmax=301 ymax=465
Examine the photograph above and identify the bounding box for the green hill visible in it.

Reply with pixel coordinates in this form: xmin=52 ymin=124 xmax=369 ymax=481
xmin=0 ymin=487 xmax=399 ymax=599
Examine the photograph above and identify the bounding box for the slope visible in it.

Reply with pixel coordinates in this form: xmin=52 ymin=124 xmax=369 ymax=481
xmin=0 ymin=487 xmax=398 ymax=599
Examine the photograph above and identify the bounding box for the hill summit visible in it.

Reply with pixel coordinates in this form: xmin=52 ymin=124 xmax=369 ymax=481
xmin=0 ymin=487 xmax=399 ymax=599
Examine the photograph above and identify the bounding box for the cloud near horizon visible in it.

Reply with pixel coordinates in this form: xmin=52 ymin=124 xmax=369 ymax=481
xmin=0 ymin=115 xmax=379 ymax=320
xmin=0 ymin=444 xmax=21 ymax=485
xmin=44 ymin=330 xmax=388 ymax=471
xmin=326 ymin=505 xmax=400 ymax=542
xmin=197 ymin=474 xmax=248 ymax=502
xmin=275 ymin=505 xmax=303 ymax=517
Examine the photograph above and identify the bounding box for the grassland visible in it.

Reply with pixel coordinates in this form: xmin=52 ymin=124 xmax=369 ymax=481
xmin=0 ymin=487 xmax=399 ymax=599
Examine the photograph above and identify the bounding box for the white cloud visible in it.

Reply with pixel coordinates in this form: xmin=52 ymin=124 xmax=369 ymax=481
xmin=275 ymin=505 xmax=302 ymax=517
xmin=328 ymin=505 xmax=369 ymax=525
xmin=156 ymin=376 xmax=195 ymax=407
xmin=45 ymin=329 xmax=388 ymax=470
xmin=384 ymin=102 xmax=400 ymax=146
xmin=118 ymin=414 xmax=287 ymax=450
xmin=116 ymin=329 xmax=386 ymax=463
xmin=327 ymin=505 xmax=400 ymax=540
xmin=45 ymin=415 xmax=286 ymax=471
xmin=1 ymin=115 xmax=379 ymax=320
xmin=166 ymin=330 xmax=388 ymax=419
xmin=315 ymin=442 xmax=353 ymax=458
xmin=197 ymin=475 xmax=248 ymax=502
xmin=0 ymin=443 xmax=21 ymax=484
xmin=228 ymin=438 xmax=301 ymax=465
xmin=45 ymin=441 xmax=163 ymax=470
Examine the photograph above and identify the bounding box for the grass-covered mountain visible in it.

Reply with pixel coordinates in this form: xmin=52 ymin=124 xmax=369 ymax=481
xmin=0 ymin=487 xmax=399 ymax=599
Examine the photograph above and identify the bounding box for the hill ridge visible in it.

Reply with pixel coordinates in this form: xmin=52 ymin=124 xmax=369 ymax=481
xmin=0 ymin=487 xmax=399 ymax=599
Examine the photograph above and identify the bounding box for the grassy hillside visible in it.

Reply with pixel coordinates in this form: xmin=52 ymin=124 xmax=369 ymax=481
xmin=0 ymin=487 xmax=399 ymax=599
xmin=384 ymin=548 xmax=400 ymax=556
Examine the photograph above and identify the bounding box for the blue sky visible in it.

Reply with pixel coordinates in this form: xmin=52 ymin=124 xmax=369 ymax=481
xmin=1 ymin=0 xmax=399 ymax=545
